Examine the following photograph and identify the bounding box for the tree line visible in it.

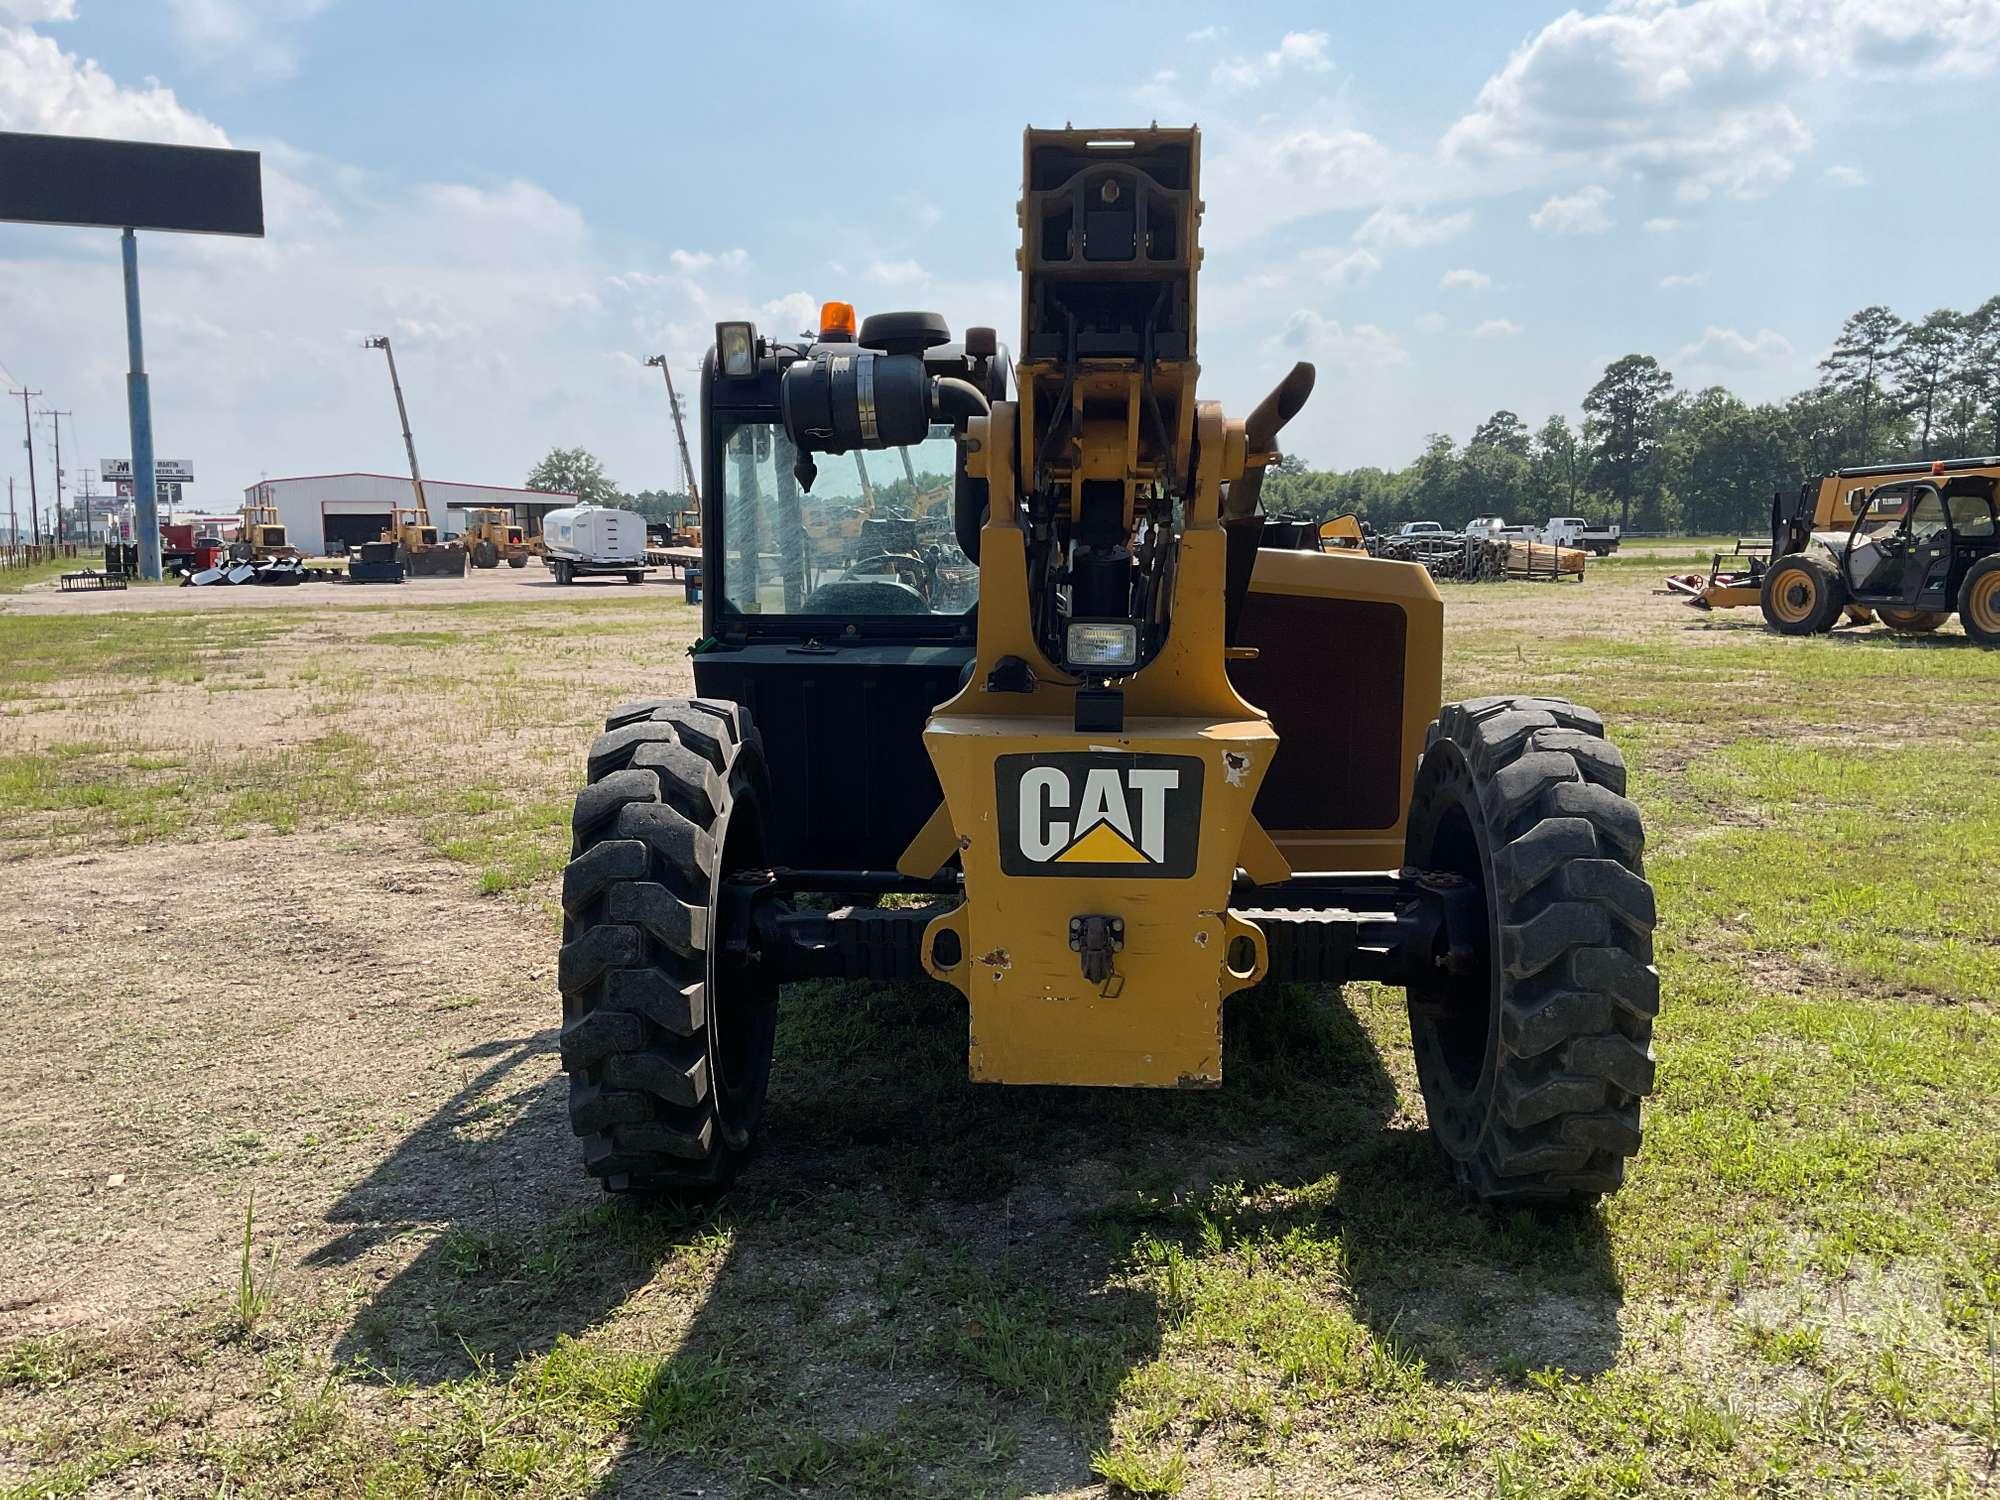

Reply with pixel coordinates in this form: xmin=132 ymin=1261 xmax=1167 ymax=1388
xmin=524 ymin=298 xmax=2000 ymax=540
xmin=1263 ymin=298 xmax=2000 ymax=536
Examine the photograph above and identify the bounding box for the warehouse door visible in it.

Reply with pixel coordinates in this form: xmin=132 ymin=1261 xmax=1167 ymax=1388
xmin=322 ymin=507 xmax=391 ymax=552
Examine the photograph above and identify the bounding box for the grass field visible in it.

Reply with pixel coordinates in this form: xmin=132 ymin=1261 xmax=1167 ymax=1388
xmin=0 ymin=567 xmax=1995 ymax=1498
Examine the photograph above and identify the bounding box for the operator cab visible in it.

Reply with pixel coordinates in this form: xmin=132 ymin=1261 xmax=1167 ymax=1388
xmin=700 ymin=303 xmax=1008 ymax=642
xmin=1838 ymin=474 xmax=1998 ymax=604
xmin=693 ymin=305 xmax=1009 ymax=870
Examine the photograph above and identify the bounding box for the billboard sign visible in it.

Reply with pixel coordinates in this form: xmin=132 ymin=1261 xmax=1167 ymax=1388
xmin=103 ymin=458 xmax=193 ymax=483
xmin=0 ymin=132 xmax=264 ymax=237
xmin=113 ymin=478 xmax=183 ymax=505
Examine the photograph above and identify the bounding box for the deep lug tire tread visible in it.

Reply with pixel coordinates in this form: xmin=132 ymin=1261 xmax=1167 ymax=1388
xmin=558 ymin=697 xmax=774 ymax=1195
xmin=1408 ymin=695 xmax=1659 ymax=1206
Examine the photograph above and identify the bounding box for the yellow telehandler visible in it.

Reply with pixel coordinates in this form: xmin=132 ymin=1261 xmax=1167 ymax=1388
xmin=557 ymin=127 xmax=1657 ymax=1206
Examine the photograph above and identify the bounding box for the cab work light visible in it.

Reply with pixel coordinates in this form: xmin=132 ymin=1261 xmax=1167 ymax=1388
xmin=716 ymin=321 xmax=757 ymax=378
xmin=1066 ymin=620 xmax=1139 ymax=670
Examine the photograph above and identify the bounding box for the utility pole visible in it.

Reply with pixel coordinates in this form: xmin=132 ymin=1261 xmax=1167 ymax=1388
xmin=41 ymin=408 xmax=70 ymax=544
xmin=9 ymin=388 xmax=40 ymax=549
xmin=123 ymin=229 xmax=162 ymax=580
xmin=363 ymin=336 xmax=429 ymax=520
xmin=644 ymin=355 xmax=700 ymax=515
xmin=7 ymin=477 xmax=15 ymax=550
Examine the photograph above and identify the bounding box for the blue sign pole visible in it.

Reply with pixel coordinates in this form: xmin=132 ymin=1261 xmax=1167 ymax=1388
xmin=122 ymin=226 xmax=160 ymax=582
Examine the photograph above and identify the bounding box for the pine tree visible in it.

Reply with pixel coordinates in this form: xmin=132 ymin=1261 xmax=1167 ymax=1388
xmin=1890 ymin=308 xmax=1965 ymax=458
xmin=1582 ymin=356 xmax=1674 ymax=530
xmin=1818 ymin=305 xmax=1905 ymax=460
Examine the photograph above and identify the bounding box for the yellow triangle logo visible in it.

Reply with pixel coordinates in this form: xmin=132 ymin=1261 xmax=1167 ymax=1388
xmin=1055 ymin=821 xmax=1150 ymax=864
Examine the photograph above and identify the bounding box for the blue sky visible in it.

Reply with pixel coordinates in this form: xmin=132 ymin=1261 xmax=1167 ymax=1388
xmin=1 ymin=0 xmax=1996 ymax=510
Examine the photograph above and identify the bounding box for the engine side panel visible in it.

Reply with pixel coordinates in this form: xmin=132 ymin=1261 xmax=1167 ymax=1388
xmin=1227 ymin=548 xmax=1443 ymax=871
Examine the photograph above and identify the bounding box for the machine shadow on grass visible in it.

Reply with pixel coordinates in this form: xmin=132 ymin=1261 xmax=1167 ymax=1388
xmin=321 ymin=979 xmax=1622 ymax=1494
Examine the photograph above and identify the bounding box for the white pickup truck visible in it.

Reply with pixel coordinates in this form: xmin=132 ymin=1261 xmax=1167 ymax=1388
xmin=1397 ymin=521 xmax=1447 ymax=538
xmin=1542 ymin=516 xmax=1621 ymax=555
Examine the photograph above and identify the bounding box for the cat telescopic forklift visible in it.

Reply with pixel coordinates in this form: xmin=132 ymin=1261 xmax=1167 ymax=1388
xmin=557 ymin=127 xmax=1659 ymax=1206
xmin=1758 ymin=459 xmax=2000 ymax=643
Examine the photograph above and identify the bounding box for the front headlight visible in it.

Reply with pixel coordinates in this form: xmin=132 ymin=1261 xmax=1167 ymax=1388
xmin=1066 ymin=620 xmax=1139 ymax=670
xmin=716 ymin=321 xmax=757 ymax=378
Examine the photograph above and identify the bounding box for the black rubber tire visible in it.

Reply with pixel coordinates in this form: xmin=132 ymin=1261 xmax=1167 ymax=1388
xmin=553 ymin=559 xmax=573 ymax=585
xmin=1403 ymin=695 xmax=1658 ymax=1205
xmin=472 ymin=539 xmax=500 ymax=569
xmin=1959 ymin=555 xmax=2000 ymax=646
xmin=1760 ymin=555 xmax=1845 ymax=635
xmin=626 ymin=571 xmax=645 ymax=585
xmin=558 ymin=698 xmax=777 ymax=1195
xmin=508 ymin=554 xmax=528 ymax=569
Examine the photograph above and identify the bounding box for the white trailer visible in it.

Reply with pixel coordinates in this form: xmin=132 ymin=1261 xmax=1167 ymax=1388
xmin=539 ymin=504 xmax=653 ymax=584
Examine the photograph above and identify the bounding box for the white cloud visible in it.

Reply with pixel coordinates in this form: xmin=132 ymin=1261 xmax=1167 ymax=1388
xmin=894 ymin=192 xmax=944 ymax=233
xmin=667 ymin=248 xmax=750 ymax=275
xmin=1200 ymin=124 xmax=1414 ymax=250
xmin=1529 ymin=185 xmax=1613 ymax=234
xmin=1677 ymin=325 xmax=1795 ymax=366
xmin=1415 ymin=311 xmax=1449 ymax=333
xmin=1354 ymin=204 xmax=1473 ymax=249
xmin=1825 ymin=162 xmax=1867 ymax=186
xmin=1270 ymin=31 xmax=1332 ymax=71
xmin=1471 ymin=318 xmax=1523 ymax=339
xmin=1304 ymin=245 xmax=1380 ymax=287
xmin=1133 ymin=66 xmax=1181 ymax=107
xmin=865 ymin=258 xmax=927 ymax=286
xmin=1268 ymin=310 xmax=1408 ymax=368
xmin=1644 ymin=217 xmax=1684 ymax=233
xmin=1441 ymin=0 xmax=2000 ymax=202
xmin=0 ymin=24 xmax=227 ymax=143
xmin=760 ymin=292 xmax=819 ymax=337
xmin=1211 ymin=29 xmax=1330 ymax=90
xmin=0 ymin=1 xmax=76 ymax=20
xmin=164 ymin=0 xmax=334 ymax=84
xmin=1659 ymin=271 xmax=1708 ymax=289
xmin=1440 ymin=267 xmax=1491 ymax=291
xmin=0 ymin=13 xmax=766 ymax=496
xmin=1186 ymin=24 xmax=1224 ymax=43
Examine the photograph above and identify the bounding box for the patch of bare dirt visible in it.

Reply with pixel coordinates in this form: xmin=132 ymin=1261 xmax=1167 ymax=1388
xmin=0 ymin=829 xmax=588 ymax=1338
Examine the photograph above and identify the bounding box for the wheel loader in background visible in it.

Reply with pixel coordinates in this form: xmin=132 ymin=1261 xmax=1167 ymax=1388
xmin=462 ymin=506 xmax=530 ymax=569
xmin=558 ymin=127 xmax=1658 ymax=1206
xmin=380 ymin=505 xmax=467 ymax=578
xmin=232 ymin=503 xmax=300 ymax=562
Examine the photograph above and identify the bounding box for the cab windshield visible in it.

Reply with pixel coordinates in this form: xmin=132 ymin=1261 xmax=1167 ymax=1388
xmin=718 ymin=420 xmax=977 ymax=617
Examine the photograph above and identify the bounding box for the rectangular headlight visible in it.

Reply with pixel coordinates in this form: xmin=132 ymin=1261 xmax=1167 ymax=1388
xmin=1066 ymin=620 xmax=1139 ymax=670
xmin=716 ymin=320 xmax=757 ymax=378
